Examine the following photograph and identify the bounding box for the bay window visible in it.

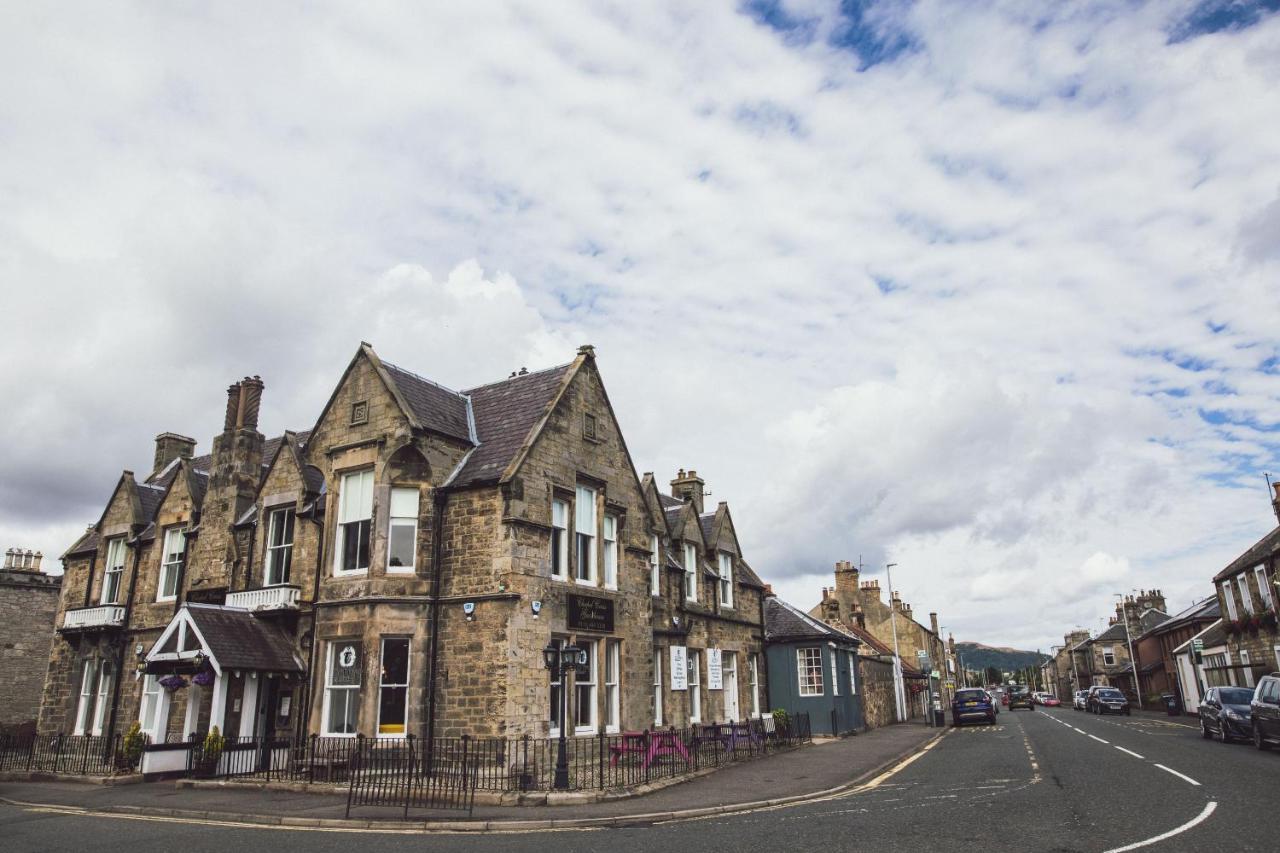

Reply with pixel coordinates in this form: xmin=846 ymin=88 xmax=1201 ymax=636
xmin=603 ymin=515 xmax=618 ymax=589
xmin=335 ymin=469 xmax=373 ymax=575
xmin=264 ymin=507 xmax=295 ymax=585
xmin=101 ymin=537 xmax=126 ymax=605
xmin=798 ymin=647 xmax=823 ymax=696
xmin=324 ymin=641 xmax=362 ymax=735
xmin=551 ymin=500 xmax=568 ymax=579
xmin=157 ymin=526 xmax=186 ymax=602
xmin=91 ymin=660 xmax=113 ymax=736
xmin=74 ymin=660 xmax=97 ymax=735
xmin=377 ymin=638 xmax=410 ymax=736
xmin=387 ymin=488 xmax=419 ymax=572
xmin=718 ymin=551 xmax=733 ymax=608
xmin=605 ymin=640 xmax=621 ymax=733
xmin=575 ymin=641 xmax=597 ymax=734
xmin=684 ymin=543 xmax=697 ymax=602
xmin=575 ymin=485 xmax=597 ymax=583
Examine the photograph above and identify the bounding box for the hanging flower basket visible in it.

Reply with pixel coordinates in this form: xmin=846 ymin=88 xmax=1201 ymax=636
xmin=159 ymin=675 xmax=188 ymax=692
xmin=1261 ymin=612 xmax=1278 ymax=633
xmin=192 ymin=669 xmax=215 ymax=688
xmin=1247 ymin=615 xmax=1263 ymax=636
xmin=1224 ymin=619 xmax=1240 ymax=636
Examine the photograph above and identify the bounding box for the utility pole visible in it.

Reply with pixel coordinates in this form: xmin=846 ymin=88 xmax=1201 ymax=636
xmin=885 ymin=563 xmax=907 ymax=722
xmin=1116 ymin=593 xmax=1144 ymax=709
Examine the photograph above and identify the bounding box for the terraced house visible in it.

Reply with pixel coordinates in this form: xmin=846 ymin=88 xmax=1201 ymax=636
xmin=38 ymin=344 xmax=770 ymax=754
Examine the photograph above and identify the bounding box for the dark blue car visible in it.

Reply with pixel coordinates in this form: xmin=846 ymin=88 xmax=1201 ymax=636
xmin=952 ymin=687 xmax=997 ymax=726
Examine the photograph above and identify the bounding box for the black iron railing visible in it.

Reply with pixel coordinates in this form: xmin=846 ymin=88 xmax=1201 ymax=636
xmin=0 ymin=733 xmax=142 ymax=775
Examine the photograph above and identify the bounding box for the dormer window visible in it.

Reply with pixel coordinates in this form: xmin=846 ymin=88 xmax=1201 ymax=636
xmin=157 ymin=527 xmax=187 ymax=603
xmin=683 ymin=542 xmax=697 ymax=601
xmin=387 ymin=487 xmax=419 ymax=572
xmin=575 ymin=485 xmax=597 ymax=584
xmin=101 ymin=537 xmax=126 ymax=605
xmin=335 ymin=469 xmax=373 ymax=575
xmin=264 ymin=507 xmax=295 ymax=585
xmin=718 ymin=551 xmax=733 ymax=608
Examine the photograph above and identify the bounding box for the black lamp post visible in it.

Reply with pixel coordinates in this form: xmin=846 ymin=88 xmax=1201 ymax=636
xmin=543 ymin=641 xmax=584 ymax=790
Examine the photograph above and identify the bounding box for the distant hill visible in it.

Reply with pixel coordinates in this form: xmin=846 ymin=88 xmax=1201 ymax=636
xmin=955 ymin=642 xmax=1048 ymax=673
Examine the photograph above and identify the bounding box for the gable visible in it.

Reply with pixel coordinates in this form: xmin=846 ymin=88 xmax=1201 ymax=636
xmin=307 ymin=347 xmax=418 ymax=457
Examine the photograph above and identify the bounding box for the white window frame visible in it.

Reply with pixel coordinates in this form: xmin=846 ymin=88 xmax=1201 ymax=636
xmin=649 ymin=534 xmax=660 ymax=596
xmin=1238 ymin=574 xmax=1255 ymax=615
xmin=798 ymin=647 xmax=824 ymax=697
xmin=574 ymin=640 xmax=598 ymax=735
xmin=377 ymin=637 xmax=411 ymax=736
xmin=831 ymin=646 xmax=840 ymax=697
xmin=549 ymin=636 xmax=566 ymax=736
xmin=74 ymin=660 xmax=97 ymax=735
xmin=1102 ymin=646 xmax=1116 ymax=667
xmin=683 ymin=543 xmax=698 ymax=602
xmin=101 ymin=537 xmax=126 ymax=605
xmin=653 ymin=649 xmax=663 ymax=727
xmin=1241 ymin=649 xmax=1254 ymax=688
xmin=1222 ymin=581 xmax=1238 ymax=620
xmin=688 ymin=650 xmax=702 ymax=723
xmin=1256 ymin=566 xmax=1274 ymax=610
xmin=551 ymin=500 xmax=569 ymax=580
xmin=722 ymin=651 xmax=739 ymax=722
xmin=602 ymin=515 xmax=618 ymax=590
xmin=574 ymin=485 xmax=597 ymax=585
xmin=604 ymin=639 xmax=621 ymax=733
xmin=91 ymin=659 xmax=113 ymax=736
xmin=748 ymin=653 xmax=761 ymax=717
xmin=264 ymin=506 xmax=295 ymax=585
xmin=138 ymin=674 xmax=163 ymax=741
xmin=718 ymin=551 xmax=733 ymax=608
xmin=848 ymin=650 xmax=858 ymax=695
xmin=387 ymin=487 xmax=419 ymax=573
xmin=334 ymin=469 xmax=374 ymax=576
xmin=322 ymin=641 xmax=361 ymax=736
xmin=157 ymin=526 xmax=186 ymax=603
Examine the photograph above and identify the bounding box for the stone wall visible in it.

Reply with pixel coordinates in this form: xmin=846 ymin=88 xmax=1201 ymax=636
xmin=860 ymin=657 xmax=898 ymax=730
xmin=0 ymin=566 xmax=61 ymax=733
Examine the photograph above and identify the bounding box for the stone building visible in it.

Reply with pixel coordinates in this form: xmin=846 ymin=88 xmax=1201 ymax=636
xmin=1208 ymin=483 xmax=1280 ymax=690
xmin=1072 ymin=591 xmax=1168 ymax=699
xmin=638 ymin=469 xmax=769 ymax=728
xmin=1132 ymin=597 xmax=1218 ymax=708
xmin=38 ymin=343 xmax=769 ymax=749
xmin=809 ymin=561 xmax=950 ymax=709
xmin=0 ymin=549 xmax=61 ymax=734
xmin=1045 ymin=629 xmax=1091 ymax=701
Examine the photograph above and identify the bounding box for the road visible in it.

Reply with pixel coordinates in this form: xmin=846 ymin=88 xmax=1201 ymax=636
xmin=3 ymin=708 xmax=1275 ymax=852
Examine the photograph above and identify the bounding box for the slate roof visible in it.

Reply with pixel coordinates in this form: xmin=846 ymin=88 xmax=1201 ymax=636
xmin=1213 ymin=524 xmax=1280 ymax=582
xmin=658 ymin=493 xmax=683 ymax=510
xmin=1094 ymin=622 xmax=1129 ymax=643
xmin=1141 ymin=597 xmax=1220 ymax=642
xmin=699 ymin=512 xmax=716 ymax=543
xmin=382 ymin=361 xmax=474 ymax=444
xmin=137 ymin=483 xmax=165 ymax=522
xmin=765 ymin=597 xmax=861 ymax=645
xmin=447 ymin=363 xmax=575 ymax=488
xmin=63 ymin=527 xmax=100 ymax=558
xmin=737 ymin=559 xmax=765 ymax=589
xmin=186 ymin=604 xmax=305 ymax=673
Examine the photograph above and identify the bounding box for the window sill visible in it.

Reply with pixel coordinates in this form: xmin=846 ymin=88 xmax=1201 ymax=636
xmin=156 ymin=596 xmax=176 ymax=604
xmin=574 ymin=578 xmax=597 ymax=588
xmin=322 ymin=732 xmax=358 ymax=739
xmin=385 ymin=568 xmax=416 ymax=575
xmin=333 ymin=570 xmax=369 ymax=578
xmin=574 ymin=728 xmax=597 ymax=737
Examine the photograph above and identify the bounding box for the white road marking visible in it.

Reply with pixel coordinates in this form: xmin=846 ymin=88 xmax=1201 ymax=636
xmin=1102 ymin=801 xmax=1216 ymax=853
xmin=1073 ymin=727 xmax=1086 ymax=734
xmin=1089 ymin=735 xmax=1110 ymax=744
xmin=1153 ymin=764 xmax=1201 ymax=786
xmin=1114 ymin=746 xmax=1145 ymax=759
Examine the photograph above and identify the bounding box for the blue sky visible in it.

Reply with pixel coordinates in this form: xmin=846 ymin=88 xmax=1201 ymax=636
xmin=0 ymin=0 xmax=1278 ymax=650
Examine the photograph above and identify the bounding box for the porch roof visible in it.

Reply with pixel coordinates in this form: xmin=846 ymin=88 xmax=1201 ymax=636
xmin=147 ymin=603 xmax=305 ymax=675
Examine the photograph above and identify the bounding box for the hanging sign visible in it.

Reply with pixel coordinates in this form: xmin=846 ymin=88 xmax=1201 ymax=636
xmin=707 ymin=649 xmax=723 ymax=690
xmin=670 ymin=646 xmax=688 ymax=690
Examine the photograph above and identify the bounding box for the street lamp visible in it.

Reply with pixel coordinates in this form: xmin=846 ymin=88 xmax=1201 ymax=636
xmin=885 ymin=563 xmax=907 ymax=722
xmin=543 ymin=642 xmax=585 ymax=789
xmin=1115 ymin=593 xmax=1144 ymax=709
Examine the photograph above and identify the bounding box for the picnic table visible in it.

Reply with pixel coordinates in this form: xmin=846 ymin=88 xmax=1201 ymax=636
xmin=608 ymin=729 xmax=693 ymax=768
xmin=697 ymin=721 xmax=762 ymax=753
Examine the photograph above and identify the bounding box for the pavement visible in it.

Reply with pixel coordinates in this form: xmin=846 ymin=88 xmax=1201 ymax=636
xmin=0 ymin=721 xmax=940 ymax=830
xmin=9 ymin=710 xmax=1275 ymax=851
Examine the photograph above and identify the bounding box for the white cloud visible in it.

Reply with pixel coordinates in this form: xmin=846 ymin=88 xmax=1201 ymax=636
xmin=1 ymin=1 xmax=1278 ymax=650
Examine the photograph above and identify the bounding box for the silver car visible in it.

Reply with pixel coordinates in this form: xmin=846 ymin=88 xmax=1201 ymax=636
xmin=1073 ymin=690 xmax=1089 ymax=711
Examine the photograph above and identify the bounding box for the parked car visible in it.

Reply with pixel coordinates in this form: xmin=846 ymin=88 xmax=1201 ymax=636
xmin=1001 ymin=692 xmax=1010 ymax=706
xmin=952 ymin=687 xmax=997 ymax=726
xmin=1250 ymin=673 xmax=1280 ymax=750
xmin=1087 ymin=686 xmax=1131 ymax=716
xmin=986 ymin=691 xmax=1000 ymax=714
xmin=1199 ymin=686 xmax=1254 ymax=743
xmin=1042 ymin=695 xmax=1061 ymax=707
xmin=1008 ymin=687 xmax=1034 ymax=711
xmin=1073 ymin=690 xmax=1089 ymax=711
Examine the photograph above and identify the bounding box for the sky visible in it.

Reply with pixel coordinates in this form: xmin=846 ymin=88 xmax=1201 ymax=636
xmin=2 ymin=0 xmax=1279 ymax=652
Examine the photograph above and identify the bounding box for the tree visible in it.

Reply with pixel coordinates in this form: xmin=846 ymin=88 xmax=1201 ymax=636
xmin=983 ymin=666 xmax=1002 ymax=686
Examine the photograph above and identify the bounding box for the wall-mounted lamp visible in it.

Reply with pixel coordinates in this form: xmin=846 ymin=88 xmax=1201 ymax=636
xmin=672 ymin=615 xmax=680 ymax=627
xmin=531 ymin=600 xmax=542 ymax=619
xmin=134 ymin=643 xmax=145 ymax=657
xmin=463 ymin=601 xmax=476 ymax=622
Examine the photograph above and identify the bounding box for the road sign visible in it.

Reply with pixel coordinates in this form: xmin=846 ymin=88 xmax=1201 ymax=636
xmin=1192 ymin=638 xmax=1203 ymax=651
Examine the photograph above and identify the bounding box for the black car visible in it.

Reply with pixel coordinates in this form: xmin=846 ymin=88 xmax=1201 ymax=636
xmin=1007 ymin=688 xmax=1034 ymax=710
xmin=1088 ymin=686 xmax=1130 ymax=715
xmin=1250 ymin=673 xmax=1280 ymax=750
xmin=1199 ymin=686 xmax=1254 ymax=743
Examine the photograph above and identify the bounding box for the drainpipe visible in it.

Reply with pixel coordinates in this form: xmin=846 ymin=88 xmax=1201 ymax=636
xmin=424 ymin=486 xmax=450 ymax=756
xmin=104 ymin=539 xmax=144 ymax=744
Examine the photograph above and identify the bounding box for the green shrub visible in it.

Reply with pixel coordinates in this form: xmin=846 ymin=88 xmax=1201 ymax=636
xmin=122 ymin=721 xmax=145 ymax=768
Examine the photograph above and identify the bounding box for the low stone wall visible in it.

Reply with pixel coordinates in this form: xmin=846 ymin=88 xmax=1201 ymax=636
xmin=860 ymin=658 xmax=898 ymax=729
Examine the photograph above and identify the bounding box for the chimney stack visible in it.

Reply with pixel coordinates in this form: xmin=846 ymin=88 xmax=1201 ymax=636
xmin=153 ymin=432 xmax=197 ymax=475
xmin=930 ymin=612 xmax=940 ymax=636
xmin=670 ymin=468 xmax=707 ymax=515
xmin=3 ymin=547 xmax=42 ymax=572
xmin=834 ymin=560 xmax=861 ymax=602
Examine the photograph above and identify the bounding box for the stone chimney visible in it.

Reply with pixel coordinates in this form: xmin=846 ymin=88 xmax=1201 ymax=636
xmin=670 ymin=468 xmax=706 ymax=515
xmin=3 ymin=547 xmax=42 ymax=572
xmin=833 ymin=560 xmax=860 ymax=603
xmin=929 ymin=612 xmax=940 ymax=636
xmin=153 ymin=432 xmax=197 ymax=475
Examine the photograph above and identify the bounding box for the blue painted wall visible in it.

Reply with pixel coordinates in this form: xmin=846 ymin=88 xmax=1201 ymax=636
xmin=765 ymin=640 xmax=863 ymax=735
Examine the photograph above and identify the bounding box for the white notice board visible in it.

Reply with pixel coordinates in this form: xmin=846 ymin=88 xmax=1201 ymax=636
xmin=670 ymin=646 xmax=688 ymax=690
xmin=707 ymin=648 xmax=723 ymax=690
